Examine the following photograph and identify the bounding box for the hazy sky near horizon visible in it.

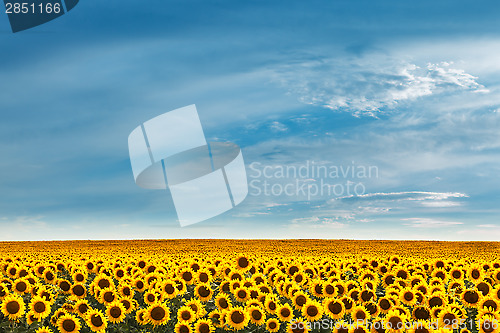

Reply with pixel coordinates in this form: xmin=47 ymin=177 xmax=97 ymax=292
xmin=1 ymin=0 xmax=500 ymax=240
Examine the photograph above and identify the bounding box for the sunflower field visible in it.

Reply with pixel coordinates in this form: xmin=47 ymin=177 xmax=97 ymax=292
xmin=1 ymin=240 xmax=500 ymax=333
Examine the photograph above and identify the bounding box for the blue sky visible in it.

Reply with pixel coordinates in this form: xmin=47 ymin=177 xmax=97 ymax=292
xmin=1 ymin=0 xmax=500 ymax=240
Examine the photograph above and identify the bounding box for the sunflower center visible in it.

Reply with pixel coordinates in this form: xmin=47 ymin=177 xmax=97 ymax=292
xmin=147 ymin=294 xmax=155 ymax=302
xmin=110 ymin=307 xmax=122 ymax=318
xmin=307 ymin=306 xmax=318 ymax=317
xmin=269 ymin=321 xmax=277 ymax=329
xmin=198 ymin=286 xmax=210 ymax=297
xmin=165 ymin=284 xmax=175 ymax=294
xmin=296 ymin=295 xmax=307 ymax=306
xmin=34 ymin=301 xmax=46 ymax=313
xmin=16 ymin=281 xmax=27 ymax=292
xmin=181 ymin=310 xmax=191 ymax=320
xmin=62 ymin=319 xmax=76 ymax=332
xmin=353 ymin=327 xmax=366 ymax=333
xmin=182 ymin=272 xmax=192 ymax=281
xmin=179 ymin=325 xmax=190 ymax=333
xmin=414 ymin=307 xmax=430 ymax=320
xmin=151 ymin=306 xmax=166 ymax=321
xmin=231 ymin=310 xmax=245 ymax=324
xmin=472 ymin=270 xmax=480 ymax=279
xmin=484 ymin=300 xmax=498 ymax=311
xmin=238 ymin=257 xmax=249 ymax=268
xmin=73 ymin=285 xmax=85 ymax=296
xmin=78 ymin=304 xmax=88 ymax=314
xmin=388 ymin=316 xmax=403 ymax=330
xmin=328 ymin=301 xmax=342 ymax=314
xmin=356 ymin=310 xmax=366 ymax=320
xmin=482 ymin=321 xmax=495 ymax=333
xmin=6 ymin=301 xmax=20 ymax=314
xmin=98 ymin=279 xmax=110 ymax=289
xmin=380 ymin=299 xmax=391 ymax=310
xmin=104 ymin=292 xmax=115 ymax=302
xmin=252 ymin=309 xmax=262 ymax=320
xmin=91 ymin=314 xmax=103 ymax=327
xmin=281 ymin=308 xmax=291 ymax=317
xmin=219 ymin=298 xmax=228 ymax=308
xmin=464 ymin=291 xmax=479 ymax=304
xmin=429 ymin=297 xmax=443 ymax=307
xmin=199 ymin=323 xmax=210 ymax=333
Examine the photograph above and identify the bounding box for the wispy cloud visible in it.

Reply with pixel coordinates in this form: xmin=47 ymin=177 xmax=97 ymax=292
xmin=333 ymin=191 xmax=468 ymax=204
xmin=273 ymin=55 xmax=487 ymax=116
xmin=402 ymin=217 xmax=464 ymax=228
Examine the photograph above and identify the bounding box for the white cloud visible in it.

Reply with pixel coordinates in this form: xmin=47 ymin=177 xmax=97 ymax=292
xmin=402 ymin=217 xmax=464 ymax=228
xmin=334 ymin=191 xmax=467 ymax=203
xmin=273 ymin=55 xmax=487 ymax=116
xmin=270 ymin=121 xmax=288 ymax=132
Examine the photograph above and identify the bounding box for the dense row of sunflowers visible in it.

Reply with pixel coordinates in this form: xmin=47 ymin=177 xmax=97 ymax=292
xmin=0 ymin=240 xmax=500 ymax=333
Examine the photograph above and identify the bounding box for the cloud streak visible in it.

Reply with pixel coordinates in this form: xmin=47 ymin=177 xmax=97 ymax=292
xmin=273 ymin=55 xmax=487 ymax=116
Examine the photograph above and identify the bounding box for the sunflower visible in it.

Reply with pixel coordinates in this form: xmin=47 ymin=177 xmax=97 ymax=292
xmin=479 ymin=314 xmax=500 ymax=333
xmin=461 ymin=289 xmax=482 ymax=307
xmin=226 ymin=306 xmax=250 ymax=330
xmin=35 ymin=327 xmax=54 ymax=333
xmin=106 ymin=301 xmax=126 ymax=323
xmin=310 ymin=280 xmax=324 ymax=298
xmin=265 ymin=296 xmax=279 ymax=314
xmin=247 ymin=305 xmax=266 ymax=325
xmin=186 ymin=299 xmax=206 ymax=318
xmin=0 ymin=282 xmax=9 ymax=300
xmin=302 ymin=300 xmax=323 ymax=321
xmin=29 ymin=296 xmax=51 ymax=319
xmin=468 ymin=264 xmax=485 ymax=283
xmin=135 ymin=308 xmax=149 ymax=325
xmin=178 ymin=305 xmax=197 ymax=323
xmin=117 ymin=283 xmax=134 ymax=298
xmin=74 ymin=299 xmax=89 ymax=317
xmin=215 ymin=294 xmax=232 ymax=311
xmin=85 ymin=309 xmax=108 ymax=332
xmin=147 ymin=303 xmax=170 ymax=326
xmin=324 ymin=298 xmax=345 ymax=319
xmin=57 ymin=313 xmax=81 ymax=333
xmin=292 ymin=291 xmax=309 ymax=310
xmin=1 ymin=293 xmax=25 ymax=321
xmin=378 ymin=297 xmax=393 ymax=314
xmin=277 ymin=303 xmax=294 ymax=322
xmin=208 ymin=308 xmax=224 ymax=327
xmin=194 ymin=318 xmax=215 ymax=333
xmin=412 ymin=305 xmax=432 ymax=321
xmin=119 ymin=296 xmax=136 ymax=314
xmin=400 ymin=288 xmax=417 ymax=306
xmin=235 ymin=255 xmax=251 ymax=271
xmin=428 ymin=293 xmax=447 ymax=308
xmin=384 ymin=309 xmax=408 ymax=333
xmin=70 ymin=283 xmax=86 ymax=299
xmin=334 ymin=320 xmax=352 ymax=333
xmin=12 ymin=278 xmax=30 ymax=295
xmin=351 ymin=305 xmax=370 ymax=322
xmin=175 ymin=321 xmax=193 ymax=333
xmin=438 ymin=305 xmax=463 ymax=329
xmin=266 ymin=318 xmax=280 ymax=332
xmin=360 ymin=290 xmax=376 ymax=303
xmin=144 ymin=290 xmax=159 ymax=305
xmin=288 ymin=318 xmax=310 ymax=333
xmin=382 ymin=273 xmax=396 ymax=287
xmin=72 ymin=271 xmax=87 ymax=284
xmin=194 ymin=283 xmax=213 ymax=302
xmin=349 ymin=324 xmax=371 ymax=333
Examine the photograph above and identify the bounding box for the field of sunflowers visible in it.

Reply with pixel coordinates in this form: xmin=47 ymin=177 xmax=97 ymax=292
xmin=1 ymin=239 xmax=500 ymax=333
